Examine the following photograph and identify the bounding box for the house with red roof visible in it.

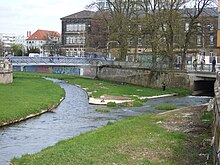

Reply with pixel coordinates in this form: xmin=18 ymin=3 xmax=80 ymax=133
xmin=26 ymin=29 xmax=61 ymax=56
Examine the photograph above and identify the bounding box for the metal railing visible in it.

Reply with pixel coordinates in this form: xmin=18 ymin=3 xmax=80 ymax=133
xmin=6 ymin=56 xmax=219 ymax=73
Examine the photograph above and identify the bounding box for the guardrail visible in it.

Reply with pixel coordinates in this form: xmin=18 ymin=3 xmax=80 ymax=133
xmin=6 ymin=56 xmax=219 ymax=72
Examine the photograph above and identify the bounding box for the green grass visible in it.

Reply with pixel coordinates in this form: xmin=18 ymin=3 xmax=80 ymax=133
xmin=155 ymin=104 xmax=177 ymax=110
xmin=11 ymin=114 xmax=187 ymax=165
xmin=107 ymin=102 xmax=117 ymax=107
xmin=26 ymin=72 xmax=191 ymax=99
xmin=0 ymin=72 xmax=64 ymax=124
xmin=0 ymin=72 xmax=191 ymax=125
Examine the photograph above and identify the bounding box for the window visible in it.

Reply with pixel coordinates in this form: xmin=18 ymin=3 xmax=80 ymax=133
xmin=210 ymin=35 xmax=214 ymax=45
xmin=128 ymin=39 xmax=133 ymax=46
xmin=209 ymin=24 xmax=214 ymax=31
xmin=197 ymin=35 xmax=202 ymax=46
xmin=138 ymin=25 xmax=142 ymax=31
xmin=66 ymin=24 xmax=86 ymax=32
xmin=209 ymin=51 xmax=214 ymax=63
xmin=185 ymin=22 xmax=189 ymax=31
xmin=138 ymin=38 xmax=142 ymax=45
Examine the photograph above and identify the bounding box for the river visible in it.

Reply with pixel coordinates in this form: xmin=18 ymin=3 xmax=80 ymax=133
xmin=0 ymin=78 xmax=211 ymax=165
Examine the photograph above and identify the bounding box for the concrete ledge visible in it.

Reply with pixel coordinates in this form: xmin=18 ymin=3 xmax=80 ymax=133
xmin=89 ymin=93 xmax=178 ymax=105
xmin=89 ymin=97 xmax=132 ymax=105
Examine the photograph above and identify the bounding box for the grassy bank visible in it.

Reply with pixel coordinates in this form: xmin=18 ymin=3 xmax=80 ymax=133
xmin=11 ymin=105 xmax=212 ymax=165
xmin=0 ymin=72 xmax=191 ymax=125
xmin=0 ymin=73 xmax=64 ymax=125
xmin=23 ymin=72 xmax=191 ymax=98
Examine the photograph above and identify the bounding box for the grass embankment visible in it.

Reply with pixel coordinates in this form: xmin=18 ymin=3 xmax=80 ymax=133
xmin=11 ymin=106 xmax=212 ymax=165
xmin=0 ymin=72 xmax=191 ymax=125
xmin=27 ymin=72 xmax=191 ymax=98
xmin=0 ymin=73 xmax=64 ymax=125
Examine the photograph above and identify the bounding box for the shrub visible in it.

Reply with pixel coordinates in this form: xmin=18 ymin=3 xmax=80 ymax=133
xmin=155 ymin=104 xmax=177 ymax=110
xmin=132 ymin=100 xmax=143 ymax=107
xmin=107 ymin=102 xmax=117 ymax=107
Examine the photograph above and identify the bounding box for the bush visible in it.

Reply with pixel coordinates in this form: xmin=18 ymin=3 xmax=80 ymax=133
xmin=132 ymin=100 xmax=144 ymax=107
xmin=107 ymin=102 xmax=117 ymax=107
xmin=155 ymin=104 xmax=177 ymax=110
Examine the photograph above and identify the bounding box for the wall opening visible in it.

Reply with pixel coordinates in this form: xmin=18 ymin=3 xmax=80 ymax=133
xmin=193 ymin=80 xmax=215 ymax=96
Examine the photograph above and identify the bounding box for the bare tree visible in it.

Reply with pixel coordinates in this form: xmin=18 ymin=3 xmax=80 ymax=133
xmin=159 ymin=0 xmax=186 ymax=68
xmin=180 ymin=0 xmax=214 ymax=69
xmin=138 ymin=0 xmax=165 ymax=68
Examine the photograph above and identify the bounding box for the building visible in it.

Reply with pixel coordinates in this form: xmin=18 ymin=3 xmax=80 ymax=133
xmin=61 ymin=7 xmax=218 ymax=62
xmin=26 ymin=29 xmax=61 ymax=56
xmin=182 ymin=8 xmax=219 ymax=64
xmin=0 ymin=33 xmax=16 ymax=55
xmin=60 ymin=10 xmax=96 ymax=56
xmin=217 ymin=0 xmax=220 ymax=49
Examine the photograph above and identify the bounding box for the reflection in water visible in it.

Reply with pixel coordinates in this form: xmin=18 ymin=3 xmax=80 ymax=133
xmin=0 ymin=78 xmax=211 ymax=165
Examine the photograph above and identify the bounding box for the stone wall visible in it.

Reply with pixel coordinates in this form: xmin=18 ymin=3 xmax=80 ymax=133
xmin=211 ymin=72 xmax=220 ymax=164
xmin=0 ymin=59 xmax=13 ymax=84
xmin=97 ymin=65 xmax=190 ymax=89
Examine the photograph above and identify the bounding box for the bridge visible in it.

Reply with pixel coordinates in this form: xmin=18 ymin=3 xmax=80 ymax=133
xmin=7 ymin=56 xmax=217 ymax=95
xmin=8 ymin=56 xmax=105 ymax=66
xmin=187 ymin=71 xmax=216 ymax=95
xmin=7 ymin=56 xmax=218 ymax=70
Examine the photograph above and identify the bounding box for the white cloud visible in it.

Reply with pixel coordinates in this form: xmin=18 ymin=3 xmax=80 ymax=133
xmin=0 ymin=0 xmax=94 ymax=35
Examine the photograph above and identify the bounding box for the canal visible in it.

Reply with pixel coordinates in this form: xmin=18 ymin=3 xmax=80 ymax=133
xmin=0 ymin=78 xmax=211 ymax=165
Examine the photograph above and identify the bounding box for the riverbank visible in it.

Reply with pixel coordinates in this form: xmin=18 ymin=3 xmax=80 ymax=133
xmin=0 ymin=72 xmax=191 ymax=127
xmin=11 ymin=104 xmax=212 ymax=164
xmin=0 ymin=73 xmax=65 ymax=127
xmin=0 ymin=72 xmax=211 ymax=164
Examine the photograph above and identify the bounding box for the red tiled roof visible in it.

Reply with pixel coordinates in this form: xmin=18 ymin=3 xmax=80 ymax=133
xmin=26 ymin=29 xmax=61 ymax=41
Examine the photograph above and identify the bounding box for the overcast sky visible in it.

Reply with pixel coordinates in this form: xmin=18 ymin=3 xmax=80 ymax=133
xmin=0 ymin=0 xmax=94 ymax=35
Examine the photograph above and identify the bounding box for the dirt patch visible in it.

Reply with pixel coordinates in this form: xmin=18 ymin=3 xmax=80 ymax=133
xmin=158 ymin=105 xmax=212 ymax=164
xmin=101 ymin=94 xmax=132 ymax=100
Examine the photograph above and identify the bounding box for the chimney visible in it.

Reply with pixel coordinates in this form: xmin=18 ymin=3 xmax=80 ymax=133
xmin=27 ymin=31 xmax=31 ymax=37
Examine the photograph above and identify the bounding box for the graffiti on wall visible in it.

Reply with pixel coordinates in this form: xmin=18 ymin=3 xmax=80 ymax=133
xmin=52 ymin=67 xmax=80 ymax=75
xmin=13 ymin=66 xmax=96 ymax=77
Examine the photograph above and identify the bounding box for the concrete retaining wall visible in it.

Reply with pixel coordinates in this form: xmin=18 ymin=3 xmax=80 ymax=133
xmin=211 ymin=72 xmax=220 ymax=164
xmin=14 ymin=65 xmax=190 ymax=89
xmin=97 ymin=65 xmax=190 ymax=89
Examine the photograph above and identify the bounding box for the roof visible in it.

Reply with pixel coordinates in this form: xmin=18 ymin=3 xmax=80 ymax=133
xmin=181 ymin=7 xmax=218 ymax=17
xmin=26 ymin=29 xmax=61 ymax=41
xmin=60 ymin=10 xmax=95 ymax=20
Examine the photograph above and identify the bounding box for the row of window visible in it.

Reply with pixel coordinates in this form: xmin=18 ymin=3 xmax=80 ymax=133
xmin=66 ymin=24 xmax=86 ymax=32
xmin=185 ymin=22 xmax=214 ymax=31
xmin=197 ymin=35 xmax=214 ymax=46
xmin=66 ymin=36 xmax=85 ymax=44
xmin=127 ymin=22 xmax=214 ymax=33
xmin=127 ymin=35 xmax=215 ymax=46
xmin=65 ymin=48 xmax=85 ymax=56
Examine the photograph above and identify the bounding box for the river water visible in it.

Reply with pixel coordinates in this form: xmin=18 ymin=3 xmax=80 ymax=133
xmin=0 ymin=78 xmax=211 ymax=165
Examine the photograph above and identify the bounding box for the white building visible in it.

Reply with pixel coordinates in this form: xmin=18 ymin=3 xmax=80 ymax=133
xmin=26 ymin=29 xmax=61 ymax=56
xmin=0 ymin=33 xmax=16 ymax=54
